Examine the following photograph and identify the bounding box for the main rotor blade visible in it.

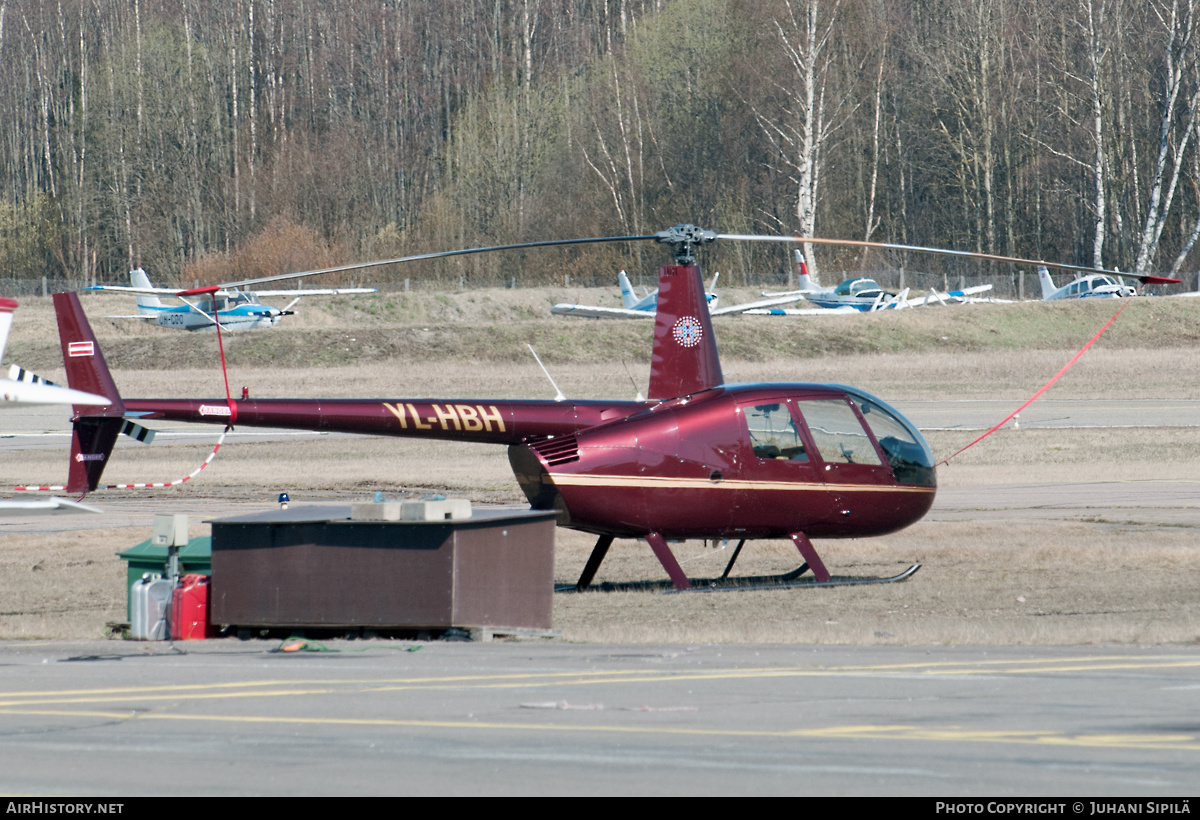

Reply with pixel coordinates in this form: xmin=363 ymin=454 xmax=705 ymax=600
xmin=217 ymin=234 xmax=659 ymax=291
xmin=717 ymin=233 xmax=1180 ymax=283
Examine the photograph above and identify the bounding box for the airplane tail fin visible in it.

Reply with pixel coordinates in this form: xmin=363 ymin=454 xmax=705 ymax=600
xmin=618 ymin=270 xmax=638 ymax=309
xmin=0 ymin=298 xmax=16 ymax=363
xmin=130 ymin=267 xmax=162 ymax=314
xmin=1037 ymin=265 xmax=1056 ymax=299
xmin=647 ymin=265 xmax=723 ymax=400
xmin=794 ymin=250 xmax=818 ymax=291
xmin=53 ymin=292 xmax=125 ymax=494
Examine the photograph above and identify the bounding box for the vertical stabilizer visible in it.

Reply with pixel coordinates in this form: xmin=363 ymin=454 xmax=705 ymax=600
xmin=0 ymin=298 xmax=16 ymax=363
xmin=619 ymin=270 xmax=656 ymax=311
xmin=53 ymin=292 xmax=125 ymax=493
xmin=1037 ymin=265 xmax=1057 ymax=299
xmin=130 ymin=268 xmax=162 ymax=314
xmin=618 ymin=270 xmax=638 ymax=309
xmin=647 ymin=265 xmax=723 ymax=400
xmin=794 ymin=250 xmax=819 ymax=292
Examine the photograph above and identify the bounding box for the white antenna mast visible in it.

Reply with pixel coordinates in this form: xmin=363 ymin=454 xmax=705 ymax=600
xmin=527 ymin=344 xmax=565 ymax=402
xmin=622 ymin=360 xmax=645 ymax=402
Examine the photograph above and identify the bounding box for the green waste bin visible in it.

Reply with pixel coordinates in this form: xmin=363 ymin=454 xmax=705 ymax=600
xmin=116 ymin=536 xmax=212 ymax=621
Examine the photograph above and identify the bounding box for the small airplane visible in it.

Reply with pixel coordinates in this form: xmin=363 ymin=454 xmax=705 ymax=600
xmin=1036 ymin=265 xmax=1179 ymax=300
xmin=0 ymin=298 xmax=107 ymax=514
xmin=50 ymin=225 xmax=1158 ymax=585
xmin=752 ymin=251 xmax=997 ymax=313
xmin=91 ymin=268 xmax=377 ymax=331
xmin=550 ymin=269 xmax=811 ymax=318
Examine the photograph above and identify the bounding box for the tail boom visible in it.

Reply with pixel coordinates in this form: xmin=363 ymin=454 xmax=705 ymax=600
xmin=122 ymin=397 xmax=647 ymax=445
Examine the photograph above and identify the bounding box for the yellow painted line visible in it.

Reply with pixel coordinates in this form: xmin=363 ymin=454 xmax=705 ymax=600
xmin=0 ymin=708 xmax=1195 ymax=752
xmin=820 ymin=656 xmax=1200 ymax=675
xmin=0 ymin=679 xmax=335 ymax=699
xmin=0 ymin=669 xmax=658 ymax=700
xmin=3 ymin=656 xmax=1197 ymax=708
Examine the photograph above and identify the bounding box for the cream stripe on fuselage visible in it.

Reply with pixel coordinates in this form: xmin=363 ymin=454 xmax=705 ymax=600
xmin=549 ymin=474 xmax=934 ymax=493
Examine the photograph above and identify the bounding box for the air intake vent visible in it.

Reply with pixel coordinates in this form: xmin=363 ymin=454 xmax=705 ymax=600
xmin=531 ymin=435 xmax=580 ymax=466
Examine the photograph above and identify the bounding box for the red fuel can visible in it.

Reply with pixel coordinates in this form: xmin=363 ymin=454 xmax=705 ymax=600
xmin=171 ymin=574 xmax=217 ymax=640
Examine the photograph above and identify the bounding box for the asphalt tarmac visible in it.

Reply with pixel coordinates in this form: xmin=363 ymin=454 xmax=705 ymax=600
xmin=0 ymin=641 xmax=1196 ymax=796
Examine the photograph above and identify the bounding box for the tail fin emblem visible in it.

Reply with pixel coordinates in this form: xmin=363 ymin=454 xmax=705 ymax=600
xmin=672 ymin=316 xmax=703 ymax=348
xmin=67 ymin=341 xmax=94 ymax=357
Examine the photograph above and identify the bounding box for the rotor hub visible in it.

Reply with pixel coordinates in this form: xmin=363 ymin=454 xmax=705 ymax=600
xmin=655 ymin=224 xmax=717 ymax=265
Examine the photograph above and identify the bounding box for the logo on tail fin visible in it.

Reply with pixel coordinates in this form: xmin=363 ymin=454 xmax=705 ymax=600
xmin=672 ymin=316 xmax=704 ymax=347
xmin=68 ymin=341 xmax=94 ymax=357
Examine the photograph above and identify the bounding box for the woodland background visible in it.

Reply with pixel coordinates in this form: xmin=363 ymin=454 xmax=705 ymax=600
xmin=4 ymin=0 xmax=1200 ymax=288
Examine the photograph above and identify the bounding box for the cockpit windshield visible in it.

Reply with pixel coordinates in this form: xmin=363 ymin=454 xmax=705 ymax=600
xmin=201 ymin=291 xmax=254 ymax=312
xmin=823 ymin=386 xmax=937 ymax=486
xmin=834 ymin=278 xmax=883 ymax=297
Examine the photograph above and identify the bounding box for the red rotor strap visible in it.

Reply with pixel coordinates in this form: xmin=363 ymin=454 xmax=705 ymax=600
xmin=214 ymin=303 xmax=238 ymax=427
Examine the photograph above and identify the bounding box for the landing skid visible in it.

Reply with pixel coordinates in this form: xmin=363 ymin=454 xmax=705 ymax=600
xmin=555 ymin=562 xmax=920 ymax=593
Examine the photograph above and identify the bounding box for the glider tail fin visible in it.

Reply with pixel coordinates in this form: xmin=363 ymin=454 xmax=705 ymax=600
xmin=618 ymin=270 xmax=639 ymax=309
xmin=794 ymin=250 xmax=818 ymax=292
xmin=1037 ymin=265 xmax=1057 ymax=299
xmin=53 ymin=292 xmax=125 ymax=494
xmin=647 ymin=265 xmax=723 ymax=400
xmin=0 ymin=298 xmax=15 ymax=363
xmin=130 ymin=267 xmax=162 ymax=314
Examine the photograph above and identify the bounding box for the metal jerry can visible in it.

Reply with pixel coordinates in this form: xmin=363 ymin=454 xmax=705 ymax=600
xmin=130 ymin=573 xmax=172 ymax=640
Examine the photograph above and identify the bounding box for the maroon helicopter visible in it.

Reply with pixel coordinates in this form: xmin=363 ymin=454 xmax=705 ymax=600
xmin=57 ymin=225 xmax=1135 ymax=591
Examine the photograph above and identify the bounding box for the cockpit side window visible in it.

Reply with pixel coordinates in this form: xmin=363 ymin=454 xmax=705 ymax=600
xmin=795 ymin=399 xmax=883 ymax=466
xmin=743 ymin=402 xmax=809 ymax=461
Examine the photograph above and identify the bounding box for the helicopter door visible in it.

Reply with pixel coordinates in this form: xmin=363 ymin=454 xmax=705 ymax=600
xmin=734 ymin=400 xmax=836 ymax=533
xmin=792 ymin=398 xmax=888 ymax=478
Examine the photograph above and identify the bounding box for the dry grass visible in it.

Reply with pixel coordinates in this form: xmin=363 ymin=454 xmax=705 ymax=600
xmin=552 ymin=522 xmax=1200 ymax=644
xmin=0 ymin=528 xmax=136 ymax=640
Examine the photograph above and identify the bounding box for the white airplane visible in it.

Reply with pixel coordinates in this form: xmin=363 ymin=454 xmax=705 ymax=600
xmin=91 ymin=268 xmax=378 ymax=331
xmin=0 ymin=298 xmax=107 ymax=514
xmin=550 ymin=270 xmax=809 ymax=318
xmin=1036 ymin=265 xmax=1179 ymax=300
xmin=749 ymin=250 xmax=997 ymax=314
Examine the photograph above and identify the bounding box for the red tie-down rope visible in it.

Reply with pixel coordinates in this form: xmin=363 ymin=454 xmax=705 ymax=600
xmin=13 ymin=428 xmax=228 ymax=492
xmin=937 ymin=301 xmax=1129 ymax=466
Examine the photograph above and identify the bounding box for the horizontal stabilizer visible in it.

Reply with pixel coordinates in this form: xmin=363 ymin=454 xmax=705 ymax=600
xmin=0 ymin=497 xmax=103 ymax=515
xmin=7 ymin=365 xmax=57 ymax=386
xmin=120 ymin=419 xmax=156 ymax=444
